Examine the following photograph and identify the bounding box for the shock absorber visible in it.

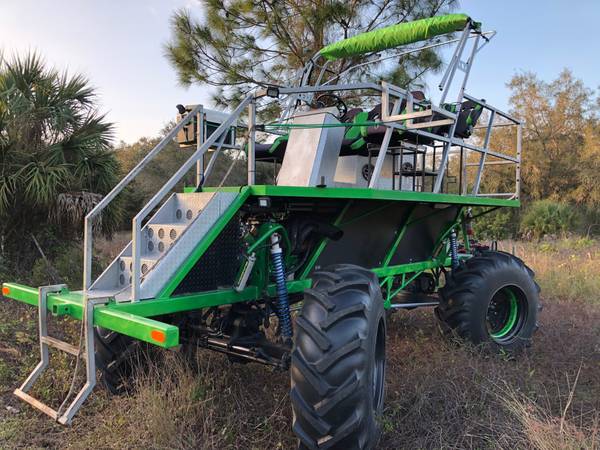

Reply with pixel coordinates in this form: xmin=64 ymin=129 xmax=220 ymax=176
xmin=270 ymin=233 xmax=293 ymax=342
xmin=449 ymin=229 xmax=459 ymax=270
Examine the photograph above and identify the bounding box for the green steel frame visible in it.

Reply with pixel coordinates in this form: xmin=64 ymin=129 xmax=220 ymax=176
xmin=2 ymin=185 xmax=517 ymax=349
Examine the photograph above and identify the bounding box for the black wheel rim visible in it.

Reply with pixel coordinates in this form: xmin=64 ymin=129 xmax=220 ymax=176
xmin=486 ymin=286 xmax=527 ymax=343
xmin=372 ymin=318 xmax=385 ymax=411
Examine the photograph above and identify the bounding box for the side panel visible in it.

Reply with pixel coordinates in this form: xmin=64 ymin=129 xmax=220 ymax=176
xmin=172 ymin=214 xmax=243 ymax=295
xmin=158 ymin=188 xmax=251 ymax=298
xmin=389 ymin=204 xmax=458 ymax=265
xmin=316 ymin=200 xmax=459 ymax=269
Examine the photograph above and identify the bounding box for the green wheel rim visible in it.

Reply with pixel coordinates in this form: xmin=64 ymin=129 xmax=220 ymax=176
xmin=490 ymin=289 xmax=518 ymax=339
xmin=487 ymin=287 xmax=525 ymax=342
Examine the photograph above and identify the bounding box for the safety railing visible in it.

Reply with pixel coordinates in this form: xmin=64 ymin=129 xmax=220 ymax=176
xmin=263 ymin=81 xmax=521 ymax=197
xmin=85 ymin=78 xmax=521 ymax=301
xmin=131 ymin=95 xmax=253 ymax=301
xmin=83 ymin=97 xmax=252 ymax=301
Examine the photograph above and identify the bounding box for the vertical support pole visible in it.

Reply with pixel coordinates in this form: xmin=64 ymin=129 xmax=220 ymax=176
xmin=439 ymin=26 xmax=470 ymax=103
xmin=37 ymin=287 xmax=50 ymax=372
xmin=84 ymin=297 xmax=95 ymax=385
xmin=458 ymin=145 xmax=467 ymax=195
xmin=516 ymin=123 xmax=522 ymax=199
xmin=132 ymin=217 xmax=141 ymax=302
xmin=472 ymin=110 xmax=496 ymax=194
xmin=398 ymin=147 xmax=404 ymax=190
xmin=195 ymin=107 xmax=205 ymax=187
xmin=369 ymin=92 xmax=401 ymax=188
xmin=83 ymin=217 xmax=92 ymax=292
xmin=16 ymin=285 xmax=66 ymax=394
xmin=434 ymin=33 xmax=481 ymax=194
xmin=57 ymin=296 xmax=108 ymax=425
xmin=247 ymin=98 xmax=256 ymax=186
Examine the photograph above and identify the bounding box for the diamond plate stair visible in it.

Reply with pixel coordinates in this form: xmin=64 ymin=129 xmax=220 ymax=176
xmin=89 ymin=191 xmax=237 ymax=301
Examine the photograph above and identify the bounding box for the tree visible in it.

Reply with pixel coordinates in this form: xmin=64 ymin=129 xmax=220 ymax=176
xmin=0 ymin=53 xmax=120 ymax=271
xmin=165 ymin=0 xmax=458 ymax=107
xmin=114 ymin=127 xmax=274 ymax=226
xmin=507 ymin=69 xmax=598 ymax=203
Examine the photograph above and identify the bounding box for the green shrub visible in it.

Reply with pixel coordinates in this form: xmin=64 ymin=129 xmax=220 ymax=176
xmin=520 ymin=200 xmax=579 ymax=240
xmin=31 ymin=244 xmax=105 ymax=287
xmin=473 ymin=208 xmax=518 ymax=240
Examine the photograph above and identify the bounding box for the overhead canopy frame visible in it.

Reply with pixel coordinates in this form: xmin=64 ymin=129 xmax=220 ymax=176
xmin=319 ymin=13 xmax=479 ymax=61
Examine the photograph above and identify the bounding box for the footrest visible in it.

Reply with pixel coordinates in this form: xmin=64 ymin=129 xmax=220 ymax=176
xmin=41 ymin=336 xmax=82 ymax=357
xmin=14 ymin=388 xmax=59 ymax=421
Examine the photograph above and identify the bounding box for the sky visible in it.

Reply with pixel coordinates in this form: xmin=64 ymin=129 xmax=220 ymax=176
xmin=0 ymin=0 xmax=599 ymax=143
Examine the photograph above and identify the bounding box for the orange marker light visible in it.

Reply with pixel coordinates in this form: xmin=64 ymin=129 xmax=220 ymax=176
xmin=150 ymin=330 xmax=166 ymax=343
xmin=2 ymin=286 xmax=10 ymax=296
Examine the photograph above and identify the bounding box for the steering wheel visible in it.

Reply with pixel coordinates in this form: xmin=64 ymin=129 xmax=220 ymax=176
xmin=313 ymin=94 xmax=348 ymax=120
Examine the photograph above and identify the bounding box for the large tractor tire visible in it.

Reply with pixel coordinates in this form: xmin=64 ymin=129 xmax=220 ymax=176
xmin=291 ymin=264 xmax=386 ymax=450
xmin=436 ymin=251 xmax=541 ymax=352
xmin=94 ymin=328 xmax=148 ymax=394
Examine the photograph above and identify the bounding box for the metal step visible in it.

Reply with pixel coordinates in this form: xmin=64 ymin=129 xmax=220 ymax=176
xmin=13 ymin=285 xmax=107 ymax=425
xmin=118 ymin=256 xmax=159 ymax=282
xmin=41 ymin=336 xmax=81 ymax=357
xmin=88 ymin=191 xmax=237 ymax=301
xmin=144 ymin=223 xmax=187 ymax=254
xmin=148 ymin=192 xmax=214 ymax=225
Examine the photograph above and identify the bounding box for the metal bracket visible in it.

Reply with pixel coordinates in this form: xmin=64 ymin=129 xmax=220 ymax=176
xmin=13 ymin=286 xmax=108 ymax=425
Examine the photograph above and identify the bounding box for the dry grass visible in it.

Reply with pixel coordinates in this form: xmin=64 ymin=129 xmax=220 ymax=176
xmin=497 ymin=238 xmax=600 ymax=305
xmin=500 ymin=379 xmax=599 ymax=450
xmin=1 ymin=238 xmax=599 ymax=449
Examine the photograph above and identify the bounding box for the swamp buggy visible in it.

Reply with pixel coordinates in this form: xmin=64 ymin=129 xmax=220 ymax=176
xmin=3 ymin=13 xmax=540 ymax=449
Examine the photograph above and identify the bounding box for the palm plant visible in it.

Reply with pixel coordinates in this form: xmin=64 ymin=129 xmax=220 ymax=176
xmin=0 ymin=53 xmax=121 ymax=247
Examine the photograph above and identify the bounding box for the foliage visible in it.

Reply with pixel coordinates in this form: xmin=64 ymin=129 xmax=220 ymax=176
xmin=508 ymin=70 xmax=600 ymax=204
xmin=113 ymin=129 xmax=274 ymax=229
xmin=519 ymin=200 xmax=579 ymax=240
xmin=30 ymin=243 xmax=105 ymax=288
xmin=472 ymin=207 xmax=518 ymax=240
xmin=0 ymin=53 xmax=120 ymax=247
xmin=165 ymin=0 xmax=457 ymax=107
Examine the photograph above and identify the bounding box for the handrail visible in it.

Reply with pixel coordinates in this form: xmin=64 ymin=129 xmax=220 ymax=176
xmin=83 ymin=105 xmax=203 ymax=294
xmin=130 ymin=94 xmax=255 ymax=301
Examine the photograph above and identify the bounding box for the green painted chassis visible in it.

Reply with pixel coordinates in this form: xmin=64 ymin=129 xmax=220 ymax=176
xmin=2 ymin=185 xmax=518 ymax=350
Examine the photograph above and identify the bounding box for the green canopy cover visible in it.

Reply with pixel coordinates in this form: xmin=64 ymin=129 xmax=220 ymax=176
xmin=319 ymin=13 xmax=476 ymax=61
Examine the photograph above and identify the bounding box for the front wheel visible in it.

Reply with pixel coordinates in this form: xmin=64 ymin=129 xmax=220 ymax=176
xmin=291 ymin=264 xmax=386 ymax=450
xmin=436 ymin=251 xmax=541 ymax=352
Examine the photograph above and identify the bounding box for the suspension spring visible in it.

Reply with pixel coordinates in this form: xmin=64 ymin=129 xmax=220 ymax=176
xmin=270 ymin=233 xmax=293 ymax=341
xmin=449 ymin=229 xmax=459 ymax=270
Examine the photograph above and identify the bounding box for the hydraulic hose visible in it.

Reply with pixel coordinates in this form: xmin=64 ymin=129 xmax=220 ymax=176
xmin=270 ymin=233 xmax=293 ymax=342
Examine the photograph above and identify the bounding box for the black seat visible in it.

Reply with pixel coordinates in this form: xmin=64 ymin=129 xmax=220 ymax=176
xmin=431 ymin=99 xmax=485 ymax=139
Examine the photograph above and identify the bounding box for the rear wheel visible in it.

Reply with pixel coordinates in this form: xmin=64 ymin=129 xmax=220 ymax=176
xmin=94 ymin=328 xmax=149 ymax=394
xmin=436 ymin=251 xmax=540 ymax=352
xmin=291 ymin=264 xmax=385 ymax=450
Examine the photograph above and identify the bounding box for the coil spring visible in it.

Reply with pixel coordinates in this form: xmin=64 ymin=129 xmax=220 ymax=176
xmin=271 ymin=242 xmax=293 ymax=340
xmin=449 ymin=230 xmax=459 ymax=270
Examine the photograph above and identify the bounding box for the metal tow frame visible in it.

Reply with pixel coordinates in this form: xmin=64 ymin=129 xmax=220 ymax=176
xmin=13 ymin=285 xmax=108 ymax=424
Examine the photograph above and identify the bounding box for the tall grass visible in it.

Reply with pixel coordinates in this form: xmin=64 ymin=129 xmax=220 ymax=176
xmin=498 ymin=238 xmax=600 ymax=304
xmin=500 ymin=378 xmax=599 ymax=450
xmin=1 ymin=239 xmax=599 ymax=449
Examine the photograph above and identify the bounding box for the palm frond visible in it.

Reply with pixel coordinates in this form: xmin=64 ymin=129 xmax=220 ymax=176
xmin=52 ymin=191 xmax=103 ymax=228
xmin=0 ymin=52 xmax=119 ymax=239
